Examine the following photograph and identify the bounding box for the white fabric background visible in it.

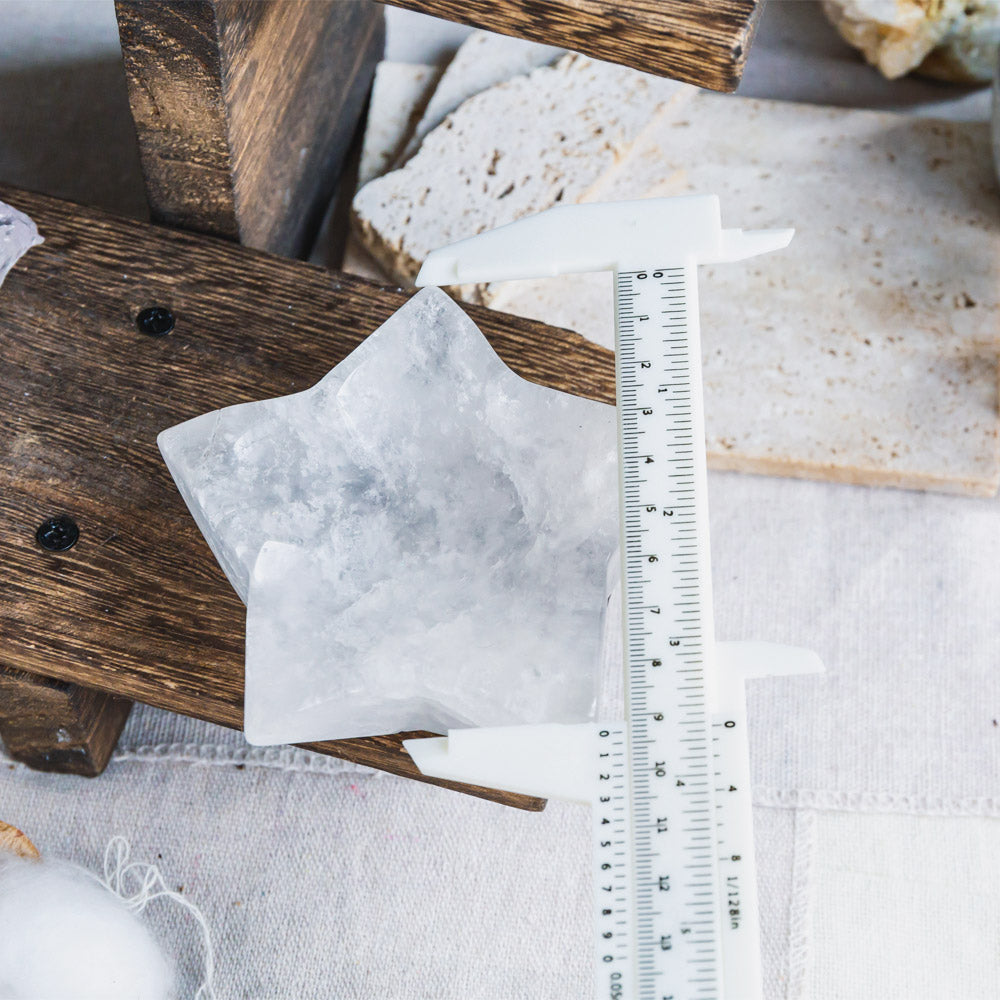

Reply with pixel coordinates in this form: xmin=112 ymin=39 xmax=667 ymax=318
xmin=0 ymin=3 xmax=998 ymax=998
xmin=0 ymin=747 xmax=819 ymax=1000
xmin=716 ymin=473 xmax=1000 ymax=807
xmin=0 ymin=761 xmax=595 ymax=999
xmin=599 ymin=472 xmax=1000 ymax=808
xmin=807 ymin=812 xmax=1000 ymax=1000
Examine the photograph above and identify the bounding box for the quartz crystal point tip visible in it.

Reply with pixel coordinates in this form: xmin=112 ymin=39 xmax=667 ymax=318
xmin=159 ymin=288 xmax=618 ymax=745
xmin=0 ymin=200 xmax=43 ymax=290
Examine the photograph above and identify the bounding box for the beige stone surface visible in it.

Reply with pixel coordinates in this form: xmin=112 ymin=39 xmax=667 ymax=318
xmin=351 ymin=54 xmax=692 ymax=290
xmin=357 ymin=62 xmax=439 ymax=189
xmin=397 ymin=31 xmax=563 ymax=164
xmin=343 ymin=61 xmax=440 ymax=283
xmin=489 ymin=95 xmax=1000 ymax=495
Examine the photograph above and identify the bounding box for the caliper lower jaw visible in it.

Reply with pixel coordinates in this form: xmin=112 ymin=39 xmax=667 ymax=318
xmin=404 ymin=641 xmax=823 ymax=802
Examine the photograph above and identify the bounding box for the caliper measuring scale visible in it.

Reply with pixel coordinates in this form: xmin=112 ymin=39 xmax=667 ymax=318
xmin=406 ymin=196 xmax=824 ymax=1000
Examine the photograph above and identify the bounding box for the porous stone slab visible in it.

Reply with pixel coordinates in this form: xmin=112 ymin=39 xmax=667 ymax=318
xmin=351 ymin=53 xmax=693 ymax=293
xmin=397 ymin=31 xmax=564 ymax=163
xmin=487 ymin=95 xmax=1000 ymax=496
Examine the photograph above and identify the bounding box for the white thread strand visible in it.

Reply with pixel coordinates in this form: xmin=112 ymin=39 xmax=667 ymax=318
xmin=100 ymin=837 xmax=217 ymax=1000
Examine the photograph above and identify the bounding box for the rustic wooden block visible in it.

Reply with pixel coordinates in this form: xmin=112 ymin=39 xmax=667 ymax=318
xmin=0 ymin=667 xmax=132 ymax=777
xmin=379 ymin=0 xmax=761 ymax=92
xmin=115 ymin=0 xmax=384 ymax=256
xmin=0 ymin=185 xmax=615 ymax=809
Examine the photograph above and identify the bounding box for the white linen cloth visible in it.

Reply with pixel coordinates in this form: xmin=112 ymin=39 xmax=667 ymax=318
xmin=6 ymin=468 xmax=1000 ymax=998
xmin=718 ymin=473 xmax=1000 ymax=808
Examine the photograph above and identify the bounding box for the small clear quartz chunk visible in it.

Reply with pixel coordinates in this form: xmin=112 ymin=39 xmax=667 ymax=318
xmin=0 ymin=200 xmax=43 ymax=289
xmin=158 ymin=288 xmax=617 ymax=745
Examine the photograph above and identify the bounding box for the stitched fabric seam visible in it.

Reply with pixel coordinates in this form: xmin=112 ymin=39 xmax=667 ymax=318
xmin=110 ymin=743 xmax=385 ymax=777
xmin=752 ymin=786 xmax=1000 ymax=817
xmin=5 ymin=743 xmax=999 ymax=816
xmin=786 ymin=808 xmax=816 ymax=1000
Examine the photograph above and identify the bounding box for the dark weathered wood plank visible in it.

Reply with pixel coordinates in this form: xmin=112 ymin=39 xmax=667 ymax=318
xmin=115 ymin=1 xmax=235 ymax=238
xmin=0 ymin=666 xmax=132 ymax=777
xmin=0 ymin=185 xmax=615 ymax=809
xmin=379 ymin=0 xmax=761 ymax=92
xmin=115 ymin=0 xmax=383 ymax=256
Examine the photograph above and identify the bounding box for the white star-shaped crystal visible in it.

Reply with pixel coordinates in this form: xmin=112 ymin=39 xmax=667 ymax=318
xmin=159 ymin=288 xmax=617 ymax=744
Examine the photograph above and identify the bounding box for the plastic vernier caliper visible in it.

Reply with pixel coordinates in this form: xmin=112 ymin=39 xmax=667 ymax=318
xmin=406 ymin=196 xmax=823 ymax=1000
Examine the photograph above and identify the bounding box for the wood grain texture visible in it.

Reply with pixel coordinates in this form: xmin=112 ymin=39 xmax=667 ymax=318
xmin=115 ymin=0 xmax=383 ymax=256
xmin=379 ymin=0 xmax=761 ymax=92
xmin=0 ymin=667 xmax=132 ymax=777
xmin=0 ymin=185 xmax=615 ymax=809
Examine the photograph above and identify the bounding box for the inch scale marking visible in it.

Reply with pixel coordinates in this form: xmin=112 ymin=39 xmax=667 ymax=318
xmin=408 ymin=196 xmax=822 ymax=1000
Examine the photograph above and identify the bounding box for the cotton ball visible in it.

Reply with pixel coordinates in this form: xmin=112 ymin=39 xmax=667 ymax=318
xmin=0 ymin=852 xmax=174 ymax=1000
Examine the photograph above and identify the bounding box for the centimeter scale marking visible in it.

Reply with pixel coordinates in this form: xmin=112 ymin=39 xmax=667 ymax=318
xmin=594 ymin=264 xmax=726 ymax=1000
